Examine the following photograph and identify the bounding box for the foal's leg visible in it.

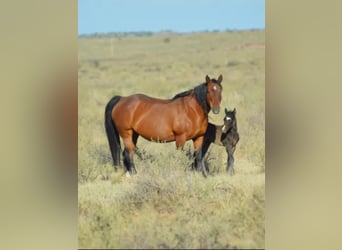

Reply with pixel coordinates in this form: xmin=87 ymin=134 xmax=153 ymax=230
xmin=121 ymin=130 xmax=137 ymax=175
xmin=226 ymin=145 xmax=236 ymax=175
xmin=193 ymin=136 xmax=207 ymax=177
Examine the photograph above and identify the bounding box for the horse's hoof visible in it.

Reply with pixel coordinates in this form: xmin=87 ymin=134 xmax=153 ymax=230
xmin=227 ymin=168 xmax=235 ymax=176
xmin=125 ymin=172 xmax=131 ymax=178
xmin=202 ymin=170 xmax=208 ymax=178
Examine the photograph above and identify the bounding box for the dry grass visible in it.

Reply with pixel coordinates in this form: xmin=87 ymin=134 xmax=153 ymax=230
xmin=78 ymin=30 xmax=265 ymax=249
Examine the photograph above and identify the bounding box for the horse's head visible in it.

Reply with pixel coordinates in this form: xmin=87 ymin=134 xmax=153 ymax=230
xmin=222 ymin=107 xmax=237 ymax=133
xmin=205 ymin=75 xmax=223 ymax=114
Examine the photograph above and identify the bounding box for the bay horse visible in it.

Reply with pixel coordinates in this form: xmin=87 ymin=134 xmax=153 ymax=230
xmin=105 ymin=75 xmax=223 ymax=177
xmin=200 ymin=108 xmax=239 ymax=175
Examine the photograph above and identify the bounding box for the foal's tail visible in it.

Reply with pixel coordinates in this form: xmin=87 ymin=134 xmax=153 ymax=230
xmin=105 ymin=96 xmax=121 ymax=166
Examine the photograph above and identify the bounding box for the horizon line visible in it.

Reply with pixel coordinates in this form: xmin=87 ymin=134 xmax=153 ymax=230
xmin=78 ymin=28 xmax=265 ymax=37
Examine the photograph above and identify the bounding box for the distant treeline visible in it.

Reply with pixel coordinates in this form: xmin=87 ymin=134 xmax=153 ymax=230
xmin=78 ymin=28 xmax=263 ymax=38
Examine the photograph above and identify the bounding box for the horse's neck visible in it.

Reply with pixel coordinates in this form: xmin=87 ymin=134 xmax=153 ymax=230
xmin=227 ymin=119 xmax=237 ymax=132
xmin=232 ymin=122 xmax=238 ymax=132
xmin=221 ymin=122 xmax=237 ymax=138
xmin=193 ymin=88 xmax=210 ymax=115
xmin=213 ymin=124 xmax=237 ymax=146
xmin=186 ymin=93 xmax=209 ymax=117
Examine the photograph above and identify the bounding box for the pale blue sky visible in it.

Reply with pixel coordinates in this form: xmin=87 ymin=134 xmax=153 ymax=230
xmin=79 ymin=0 xmax=264 ymax=35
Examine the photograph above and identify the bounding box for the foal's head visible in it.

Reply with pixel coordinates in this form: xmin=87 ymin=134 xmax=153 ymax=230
xmin=222 ymin=108 xmax=237 ymax=133
xmin=205 ymin=75 xmax=223 ymax=114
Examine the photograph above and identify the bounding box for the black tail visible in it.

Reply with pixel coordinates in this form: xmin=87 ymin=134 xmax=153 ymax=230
xmin=105 ymin=96 xmax=121 ymax=166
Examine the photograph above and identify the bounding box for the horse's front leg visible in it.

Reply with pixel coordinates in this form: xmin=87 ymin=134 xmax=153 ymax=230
xmin=175 ymin=134 xmax=186 ymax=150
xmin=200 ymin=139 xmax=212 ymax=172
xmin=193 ymin=136 xmax=207 ymax=177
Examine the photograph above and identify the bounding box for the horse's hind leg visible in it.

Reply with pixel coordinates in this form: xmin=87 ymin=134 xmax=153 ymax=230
xmin=132 ymin=131 xmax=139 ymax=148
xmin=122 ymin=131 xmax=137 ymax=175
xmin=123 ymin=149 xmax=136 ymax=176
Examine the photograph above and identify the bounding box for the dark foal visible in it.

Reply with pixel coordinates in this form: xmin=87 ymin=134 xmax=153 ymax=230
xmin=201 ymin=108 xmax=239 ymax=175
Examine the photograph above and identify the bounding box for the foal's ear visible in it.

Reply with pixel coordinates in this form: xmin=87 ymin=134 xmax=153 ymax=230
xmin=225 ymin=108 xmax=228 ymax=114
xmin=218 ymin=74 xmax=223 ymax=83
xmin=205 ymin=75 xmax=210 ymax=83
xmin=233 ymin=108 xmax=236 ymax=114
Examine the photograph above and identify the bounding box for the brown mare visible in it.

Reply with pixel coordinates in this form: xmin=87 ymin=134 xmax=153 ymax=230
xmin=200 ymin=108 xmax=239 ymax=175
xmin=105 ymin=75 xmax=223 ymax=177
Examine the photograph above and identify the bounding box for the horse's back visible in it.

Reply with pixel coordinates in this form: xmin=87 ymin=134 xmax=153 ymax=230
xmin=127 ymin=93 xmax=170 ymax=103
xmin=114 ymin=93 xmax=179 ymax=117
xmin=111 ymin=94 xmax=179 ymax=141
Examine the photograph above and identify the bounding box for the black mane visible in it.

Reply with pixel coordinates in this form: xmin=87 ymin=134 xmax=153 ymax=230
xmin=171 ymin=83 xmax=210 ymax=114
xmin=171 ymin=89 xmax=194 ymax=99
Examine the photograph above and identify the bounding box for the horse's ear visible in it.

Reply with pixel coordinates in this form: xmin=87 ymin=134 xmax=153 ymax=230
xmin=233 ymin=108 xmax=236 ymax=114
xmin=218 ymin=74 xmax=223 ymax=83
xmin=205 ymin=75 xmax=210 ymax=83
xmin=225 ymin=108 xmax=228 ymax=114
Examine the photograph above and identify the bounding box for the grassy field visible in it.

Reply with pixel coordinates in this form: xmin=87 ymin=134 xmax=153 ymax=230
xmin=78 ymin=30 xmax=265 ymax=249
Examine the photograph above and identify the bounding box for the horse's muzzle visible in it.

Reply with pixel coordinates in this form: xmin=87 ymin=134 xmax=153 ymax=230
xmin=212 ymin=107 xmax=220 ymax=114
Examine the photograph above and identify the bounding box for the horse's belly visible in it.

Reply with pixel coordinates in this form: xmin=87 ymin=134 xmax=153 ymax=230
xmin=130 ymin=106 xmax=175 ymax=141
xmin=139 ymin=129 xmax=175 ymax=142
